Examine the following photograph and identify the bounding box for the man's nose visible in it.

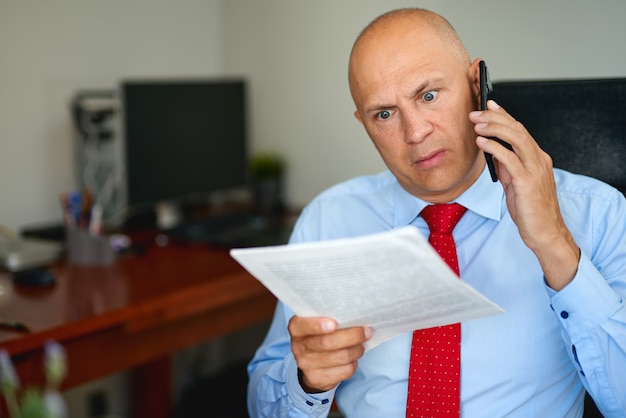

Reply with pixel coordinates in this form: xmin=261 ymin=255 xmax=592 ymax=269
xmin=402 ymin=111 xmax=433 ymax=144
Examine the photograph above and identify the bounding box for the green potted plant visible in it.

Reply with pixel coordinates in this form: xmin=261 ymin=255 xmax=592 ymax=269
xmin=249 ymin=153 xmax=286 ymax=213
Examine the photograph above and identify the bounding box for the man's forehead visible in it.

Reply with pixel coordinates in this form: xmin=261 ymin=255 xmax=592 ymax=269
xmin=350 ymin=25 xmax=446 ymax=85
xmin=352 ymin=46 xmax=450 ymax=98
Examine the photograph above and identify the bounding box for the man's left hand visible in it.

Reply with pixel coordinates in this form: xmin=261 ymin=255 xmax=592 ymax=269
xmin=470 ymin=100 xmax=580 ymax=290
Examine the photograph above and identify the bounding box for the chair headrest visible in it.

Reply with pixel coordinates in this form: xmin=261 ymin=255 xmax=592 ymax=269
xmin=490 ymin=78 xmax=626 ymax=193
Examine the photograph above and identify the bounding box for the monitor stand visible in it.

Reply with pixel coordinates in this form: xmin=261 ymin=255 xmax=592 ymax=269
xmin=155 ymin=201 xmax=183 ymax=230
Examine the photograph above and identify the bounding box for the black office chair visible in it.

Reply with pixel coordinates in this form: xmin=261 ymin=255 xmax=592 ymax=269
xmin=490 ymin=77 xmax=626 ymax=195
xmin=490 ymin=77 xmax=626 ymax=418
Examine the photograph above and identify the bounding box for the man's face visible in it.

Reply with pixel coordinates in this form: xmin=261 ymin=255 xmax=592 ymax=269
xmin=351 ymin=25 xmax=485 ymax=203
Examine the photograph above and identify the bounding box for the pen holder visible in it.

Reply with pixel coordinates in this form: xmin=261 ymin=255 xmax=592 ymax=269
xmin=66 ymin=228 xmax=116 ymax=266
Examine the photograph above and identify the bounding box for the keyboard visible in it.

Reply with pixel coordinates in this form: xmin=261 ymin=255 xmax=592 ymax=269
xmin=165 ymin=212 xmax=293 ymax=248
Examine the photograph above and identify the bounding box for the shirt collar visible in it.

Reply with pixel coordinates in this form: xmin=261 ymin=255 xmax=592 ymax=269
xmin=393 ymin=166 xmax=505 ymax=227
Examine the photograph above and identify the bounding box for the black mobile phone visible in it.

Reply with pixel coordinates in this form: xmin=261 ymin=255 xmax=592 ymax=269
xmin=479 ymin=60 xmax=512 ymax=182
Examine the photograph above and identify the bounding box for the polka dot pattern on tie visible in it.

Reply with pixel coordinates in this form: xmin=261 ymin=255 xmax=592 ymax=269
xmin=406 ymin=203 xmax=467 ymax=418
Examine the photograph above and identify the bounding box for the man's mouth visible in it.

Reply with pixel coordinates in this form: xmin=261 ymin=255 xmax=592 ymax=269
xmin=413 ymin=150 xmax=446 ymax=169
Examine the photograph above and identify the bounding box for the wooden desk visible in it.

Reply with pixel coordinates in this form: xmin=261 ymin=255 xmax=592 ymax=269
xmin=0 ymin=238 xmax=277 ymax=417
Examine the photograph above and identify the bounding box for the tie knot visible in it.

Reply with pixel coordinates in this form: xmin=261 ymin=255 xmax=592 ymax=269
xmin=421 ymin=203 xmax=467 ymax=234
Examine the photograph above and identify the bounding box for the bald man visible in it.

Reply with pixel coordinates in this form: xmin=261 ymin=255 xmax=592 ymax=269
xmin=247 ymin=8 xmax=626 ymax=418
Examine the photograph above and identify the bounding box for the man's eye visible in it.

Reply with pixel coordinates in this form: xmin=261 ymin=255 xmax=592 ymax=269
xmin=422 ymin=90 xmax=438 ymax=102
xmin=377 ymin=110 xmax=391 ymax=120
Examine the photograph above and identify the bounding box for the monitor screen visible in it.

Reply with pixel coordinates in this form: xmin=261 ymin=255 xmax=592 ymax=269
xmin=121 ymin=79 xmax=248 ymax=212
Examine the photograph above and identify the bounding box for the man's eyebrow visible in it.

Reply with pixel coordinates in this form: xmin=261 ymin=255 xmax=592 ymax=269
xmin=364 ymin=102 xmax=394 ymax=114
xmin=408 ymin=79 xmax=433 ymax=99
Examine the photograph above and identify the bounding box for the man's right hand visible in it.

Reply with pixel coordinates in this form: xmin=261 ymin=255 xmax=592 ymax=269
xmin=288 ymin=316 xmax=373 ymax=393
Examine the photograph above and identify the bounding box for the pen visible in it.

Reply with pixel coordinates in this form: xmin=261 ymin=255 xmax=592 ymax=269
xmin=0 ymin=318 xmax=30 ymax=332
xmin=89 ymin=203 xmax=102 ymax=235
xmin=68 ymin=191 xmax=82 ymax=227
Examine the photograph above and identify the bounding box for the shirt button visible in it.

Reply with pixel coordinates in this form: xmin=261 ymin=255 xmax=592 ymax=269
xmin=560 ymin=311 xmax=569 ymax=319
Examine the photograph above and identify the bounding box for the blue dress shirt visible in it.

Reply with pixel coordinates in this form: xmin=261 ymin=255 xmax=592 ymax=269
xmin=247 ymin=167 xmax=626 ymax=417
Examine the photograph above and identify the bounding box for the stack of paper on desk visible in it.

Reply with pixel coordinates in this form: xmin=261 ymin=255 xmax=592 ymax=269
xmin=230 ymin=226 xmax=504 ymax=350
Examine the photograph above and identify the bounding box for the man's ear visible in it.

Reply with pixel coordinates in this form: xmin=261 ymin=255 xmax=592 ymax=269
xmin=469 ymin=58 xmax=482 ymax=105
xmin=354 ymin=110 xmax=364 ymax=125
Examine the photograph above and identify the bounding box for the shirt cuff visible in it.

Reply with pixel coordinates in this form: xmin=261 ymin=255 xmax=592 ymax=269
xmin=547 ymin=251 xmax=624 ymax=335
xmin=285 ymin=354 xmax=336 ymax=416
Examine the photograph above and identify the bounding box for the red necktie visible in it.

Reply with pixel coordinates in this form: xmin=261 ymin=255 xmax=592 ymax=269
xmin=406 ymin=203 xmax=467 ymax=418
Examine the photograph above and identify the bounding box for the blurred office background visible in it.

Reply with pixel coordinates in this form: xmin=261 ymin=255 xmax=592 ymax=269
xmin=2 ymin=0 xmax=626 ymax=233
xmin=1 ymin=0 xmax=625 ymax=416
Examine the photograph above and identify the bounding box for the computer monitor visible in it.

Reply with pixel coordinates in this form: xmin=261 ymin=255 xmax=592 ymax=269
xmin=121 ymin=79 xmax=248 ymax=227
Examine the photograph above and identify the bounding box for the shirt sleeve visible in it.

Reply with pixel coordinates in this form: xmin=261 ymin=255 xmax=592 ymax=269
xmin=547 ymin=250 xmax=626 ymax=417
xmin=247 ymin=302 xmax=336 ymax=418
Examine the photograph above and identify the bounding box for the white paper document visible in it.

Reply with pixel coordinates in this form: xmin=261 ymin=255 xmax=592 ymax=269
xmin=230 ymin=226 xmax=504 ymax=350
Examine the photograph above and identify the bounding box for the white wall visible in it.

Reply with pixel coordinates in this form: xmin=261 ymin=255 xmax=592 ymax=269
xmin=223 ymin=0 xmax=626 ymax=210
